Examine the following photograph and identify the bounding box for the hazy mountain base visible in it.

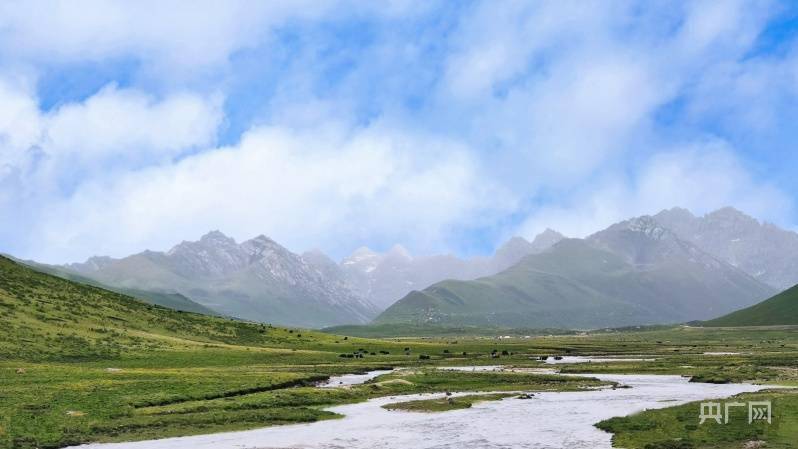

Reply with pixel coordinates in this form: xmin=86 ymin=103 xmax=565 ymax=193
xmin=377 ymin=238 xmax=774 ymax=329
xmin=322 ymin=323 xmax=580 ymax=338
xmin=704 ymin=284 xmax=798 ymax=327
xmin=58 ymin=228 xmax=564 ymax=324
xmin=47 ymin=206 xmax=798 ymax=329
xmin=340 ymin=229 xmax=565 ymax=309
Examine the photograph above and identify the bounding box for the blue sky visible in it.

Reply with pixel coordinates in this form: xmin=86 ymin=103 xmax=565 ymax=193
xmin=1 ymin=0 xmax=798 ymax=263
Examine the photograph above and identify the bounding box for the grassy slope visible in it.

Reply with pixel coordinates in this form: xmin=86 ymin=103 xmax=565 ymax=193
xmin=0 ymin=255 xmax=336 ymax=361
xmin=597 ymin=389 xmax=798 ymax=448
xmin=377 ymin=239 xmax=773 ymax=329
xmin=704 ymin=284 xmax=798 ymax=327
xmin=0 ymin=255 xmax=609 ymax=448
xmin=4 ymin=255 xmax=798 ymax=449
xmin=11 ymin=257 xmax=218 ymax=316
xmin=378 ymin=239 xmax=728 ymax=328
xmin=376 ymin=241 xmax=647 ymax=328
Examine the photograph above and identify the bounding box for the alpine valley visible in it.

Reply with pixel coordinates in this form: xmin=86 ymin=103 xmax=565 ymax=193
xmin=25 ymin=207 xmax=798 ymax=330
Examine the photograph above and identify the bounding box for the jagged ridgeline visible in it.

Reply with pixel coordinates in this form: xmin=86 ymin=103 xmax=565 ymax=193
xmin=31 ymin=206 xmax=798 ymax=330
xmin=58 ymin=232 xmax=380 ymax=328
xmin=0 ymin=255 xmax=329 ymax=361
xmin=53 ymin=229 xmax=565 ymax=327
xmin=377 ymin=216 xmax=776 ymax=329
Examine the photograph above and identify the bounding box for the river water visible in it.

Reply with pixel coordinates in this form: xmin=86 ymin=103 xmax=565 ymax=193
xmin=317 ymin=369 xmax=394 ymax=387
xmin=71 ymin=371 xmax=767 ymax=449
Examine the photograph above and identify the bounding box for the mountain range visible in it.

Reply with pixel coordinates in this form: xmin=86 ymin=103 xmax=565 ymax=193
xmin=653 ymin=207 xmax=798 ymax=289
xmin=29 ymin=206 xmax=798 ymax=329
xmin=48 ymin=229 xmax=564 ymax=327
xmin=376 ymin=216 xmax=776 ymax=328
xmin=339 ymin=229 xmax=565 ymax=309
xmin=62 ymin=231 xmax=378 ymax=328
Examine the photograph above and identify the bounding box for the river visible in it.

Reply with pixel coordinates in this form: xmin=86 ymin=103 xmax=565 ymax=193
xmin=70 ymin=370 xmax=768 ymax=449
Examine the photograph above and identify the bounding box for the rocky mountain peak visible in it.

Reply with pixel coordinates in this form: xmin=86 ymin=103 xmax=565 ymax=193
xmin=531 ymin=228 xmax=565 ymax=250
xmin=169 ymin=231 xmax=238 ymax=256
xmin=344 ymin=246 xmax=379 ymax=262
xmin=494 ymin=236 xmax=533 ymax=265
xmin=654 ymin=206 xmax=695 ymax=222
xmin=165 ymin=231 xmax=248 ymax=278
xmin=649 ymin=206 xmax=798 ymax=289
xmin=386 ymin=244 xmax=412 ymax=261
xmin=302 ymin=249 xmax=338 ymax=270
xmin=501 ymin=236 xmax=532 ymax=249
xmin=341 ymin=247 xmax=383 ymax=282
xmin=588 ymin=215 xmax=700 ymax=267
xmin=705 ymin=207 xmax=758 ymax=227
xmin=622 ymin=216 xmax=671 ymax=240
xmin=496 ymin=236 xmax=532 ymax=257
xmin=57 ymin=231 xmax=378 ymax=327
xmin=246 ymin=234 xmax=278 ymax=246
xmin=241 ymin=235 xmax=289 ymax=261
xmin=65 ymin=255 xmax=116 ymax=273
xmin=199 ymin=230 xmax=235 ymax=244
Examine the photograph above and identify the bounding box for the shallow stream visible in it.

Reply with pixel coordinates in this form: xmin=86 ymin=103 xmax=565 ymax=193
xmin=72 ymin=370 xmax=766 ymax=449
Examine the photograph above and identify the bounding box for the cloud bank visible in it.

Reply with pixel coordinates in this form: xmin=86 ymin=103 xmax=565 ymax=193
xmin=1 ymin=1 xmax=796 ymax=263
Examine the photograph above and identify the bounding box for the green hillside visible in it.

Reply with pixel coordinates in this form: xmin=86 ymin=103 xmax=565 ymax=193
xmin=113 ymin=288 xmax=219 ymax=315
xmin=0 ymin=255 xmax=348 ymax=361
xmin=9 ymin=257 xmax=218 ymax=316
xmin=4 ymin=253 xmax=798 ymax=449
xmin=376 ymin=239 xmax=771 ymax=329
xmin=0 ymin=254 xmax=614 ymax=448
xmin=376 ymin=240 xmax=652 ymax=328
xmin=704 ymin=284 xmax=798 ymax=326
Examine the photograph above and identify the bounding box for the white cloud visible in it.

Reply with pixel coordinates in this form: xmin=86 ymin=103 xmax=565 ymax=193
xmin=0 ymin=0 xmax=340 ymax=72
xmin=1 ymin=1 xmax=796 ymax=263
xmin=436 ymin=0 xmax=780 ymax=190
xmin=517 ymin=140 xmax=792 ymax=239
xmin=437 ymin=2 xmax=665 ymax=190
xmin=45 ymin=85 xmax=221 ymax=162
xmin=0 ymin=78 xmax=223 ymax=259
xmin=30 ymin=124 xmax=514 ymax=262
xmin=675 ymin=0 xmax=769 ymax=57
xmin=0 ymin=78 xmax=42 ymax=166
xmin=485 ymin=53 xmax=663 ymax=184
xmin=0 ymin=80 xmax=221 ymax=186
xmin=0 ymin=0 xmax=437 ymax=79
